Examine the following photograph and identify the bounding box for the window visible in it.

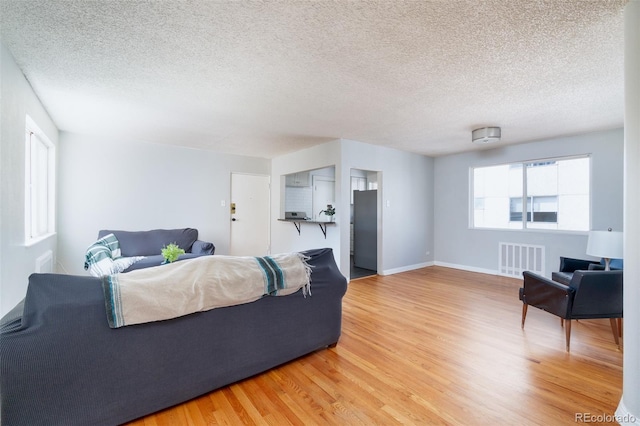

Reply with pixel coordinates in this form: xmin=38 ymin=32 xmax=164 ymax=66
xmin=472 ymin=156 xmax=590 ymax=231
xmin=25 ymin=115 xmax=55 ymax=243
xmin=509 ymin=196 xmax=558 ymax=223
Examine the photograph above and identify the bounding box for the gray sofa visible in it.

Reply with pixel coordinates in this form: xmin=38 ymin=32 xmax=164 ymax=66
xmin=1 ymin=248 xmax=347 ymax=425
xmin=97 ymin=227 xmax=215 ymax=272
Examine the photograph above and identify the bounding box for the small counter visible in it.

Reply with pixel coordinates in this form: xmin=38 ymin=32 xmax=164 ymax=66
xmin=278 ymin=219 xmax=335 ymax=238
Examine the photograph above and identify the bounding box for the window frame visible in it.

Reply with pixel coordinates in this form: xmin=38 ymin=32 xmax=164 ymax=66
xmin=25 ymin=115 xmax=56 ymax=245
xmin=470 ymin=154 xmax=591 ymax=233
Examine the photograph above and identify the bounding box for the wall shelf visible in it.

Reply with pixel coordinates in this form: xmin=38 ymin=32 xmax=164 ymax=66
xmin=278 ymin=219 xmax=335 ymax=239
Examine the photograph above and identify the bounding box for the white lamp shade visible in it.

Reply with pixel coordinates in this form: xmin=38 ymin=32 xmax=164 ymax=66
xmin=586 ymin=231 xmax=623 ymax=259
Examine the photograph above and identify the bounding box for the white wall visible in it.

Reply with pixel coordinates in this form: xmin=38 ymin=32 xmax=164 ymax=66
xmin=433 ymin=128 xmax=624 ymax=276
xmin=271 ymin=140 xmax=342 ymax=261
xmin=57 ymin=132 xmax=270 ymax=275
xmin=271 ymin=138 xmax=435 ymax=280
xmin=618 ymin=0 xmax=640 ymax=423
xmin=340 ymin=139 xmax=434 ymax=277
xmin=0 ymin=44 xmax=59 ymax=316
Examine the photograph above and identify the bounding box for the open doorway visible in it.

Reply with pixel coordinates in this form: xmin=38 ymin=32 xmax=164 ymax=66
xmin=350 ymin=169 xmax=378 ymax=279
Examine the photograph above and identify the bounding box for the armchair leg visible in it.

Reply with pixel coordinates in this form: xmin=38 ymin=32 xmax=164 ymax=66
xmin=521 ymin=303 xmax=528 ymax=328
xmin=618 ymin=318 xmax=622 ymax=337
xmin=565 ymin=319 xmax=571 ymax=352
xmin=610 ymin=318 xmax=621 ymax=349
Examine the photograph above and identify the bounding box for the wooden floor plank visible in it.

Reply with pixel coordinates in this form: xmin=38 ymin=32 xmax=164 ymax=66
xmin=126 ymin=266 xmax=622 ymax=425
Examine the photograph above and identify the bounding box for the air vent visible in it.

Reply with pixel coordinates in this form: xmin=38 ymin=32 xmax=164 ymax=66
xmin=35 ymin=250 xmax=54 ymax=273
xmin=498 ymin=243 xmax=544 ymax=278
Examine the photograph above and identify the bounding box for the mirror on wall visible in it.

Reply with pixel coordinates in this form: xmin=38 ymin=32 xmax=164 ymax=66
xmin=282 ymin=166 xmax=335 ymax=222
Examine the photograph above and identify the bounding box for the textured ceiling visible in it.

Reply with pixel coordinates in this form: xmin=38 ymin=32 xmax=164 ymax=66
xmin=0 ymin=0 xmax=627 ymax=158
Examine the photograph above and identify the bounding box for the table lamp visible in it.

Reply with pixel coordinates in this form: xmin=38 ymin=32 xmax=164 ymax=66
xmin=586 ymin=228 xmax=623 ymax=271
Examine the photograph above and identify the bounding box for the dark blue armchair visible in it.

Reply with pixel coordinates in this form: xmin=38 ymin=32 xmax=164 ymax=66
xmin=551 ymin=256 xmax=623 ymax=286
xmin=520 ymin=269 xmax=623 ymax=351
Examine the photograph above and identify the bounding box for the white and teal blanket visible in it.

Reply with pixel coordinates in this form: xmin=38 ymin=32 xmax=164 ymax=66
xmin=84 ymin=233 xmax=144 ymax=277
xmin=102 ymin=252 xmax=311 ymax=328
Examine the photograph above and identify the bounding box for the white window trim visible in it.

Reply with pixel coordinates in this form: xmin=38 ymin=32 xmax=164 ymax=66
xmin=25 ymin=115 xmax=56 ymax=246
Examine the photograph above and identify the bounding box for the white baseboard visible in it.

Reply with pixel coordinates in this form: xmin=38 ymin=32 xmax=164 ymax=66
xmin=378 ymin=260 xmax=530 ymax=278
xmin=379 ymin=261 xmax=501 ymax=277
xmin=380 ymin=261 xmax=434 ymax=276
xmin=433 ymin=261 xmax=498 ymax=276
xmin=616 ymin=397 xmax=640 ymax=425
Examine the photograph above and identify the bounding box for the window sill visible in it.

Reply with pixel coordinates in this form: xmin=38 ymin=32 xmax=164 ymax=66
xmin=469 ymin=227 xmax=588 ymax=236
xmin=25 ymin=232 xmax=57 ymax=247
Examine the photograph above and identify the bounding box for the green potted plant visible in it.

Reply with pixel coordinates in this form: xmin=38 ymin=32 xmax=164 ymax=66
xmin=319 ymin=204 xmax=336 ymax=222
xmin=161 ymin=243 xmax=185 ymax=264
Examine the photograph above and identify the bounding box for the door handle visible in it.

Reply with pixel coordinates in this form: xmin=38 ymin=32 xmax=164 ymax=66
xmin=232 ymin=218 xmax=237 ymax=221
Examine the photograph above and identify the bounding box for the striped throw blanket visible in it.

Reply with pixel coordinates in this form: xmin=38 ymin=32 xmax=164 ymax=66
xmin=102 ymin=252 xmax=311 ymax=328
xmin=84 ymin=233 xmax=121 ymax=275
xmin=84 ymin=233 xmax=144 ymax=277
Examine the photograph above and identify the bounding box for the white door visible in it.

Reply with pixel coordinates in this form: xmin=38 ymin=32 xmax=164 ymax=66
xmin=312 ymin=176 xmax=335 ymax=221
xmin=230 ymin=173 xmax=270 ymax=256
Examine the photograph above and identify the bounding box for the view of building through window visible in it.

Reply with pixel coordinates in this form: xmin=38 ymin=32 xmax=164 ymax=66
xmin=472 ymin=156 xmax=590 ymax=231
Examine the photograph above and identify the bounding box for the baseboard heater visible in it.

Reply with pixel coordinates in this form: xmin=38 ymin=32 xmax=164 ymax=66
xmin=498 ymin=242 xmax=544 ymax=278
xmin=35 ymin=250 xmax=54 ymax=273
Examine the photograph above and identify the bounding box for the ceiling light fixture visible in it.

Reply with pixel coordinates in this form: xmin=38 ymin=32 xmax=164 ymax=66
xmin=472 ymin=127 xmax=501 ymax=144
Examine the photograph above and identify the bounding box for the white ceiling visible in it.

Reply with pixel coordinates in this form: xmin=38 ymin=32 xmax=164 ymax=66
xmin=0 ymin=0 xmax=627 ymax=159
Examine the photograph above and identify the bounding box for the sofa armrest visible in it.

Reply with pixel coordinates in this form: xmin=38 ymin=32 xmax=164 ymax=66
xmin=0 ymin=298 xmax=25 ymax=332
xmin=551 ymin=271 xmax=573 ymax=286
xmin=521 ymin=271 xmax=573 ymax=318
xmin=559 ymin=256 xmax=600 ymax=273
xmin=192 ymin=240 xmax=215 ymax=255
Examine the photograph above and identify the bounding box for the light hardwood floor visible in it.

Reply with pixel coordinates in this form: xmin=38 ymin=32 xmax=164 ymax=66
xmin=127 ymin=266 xmax=623 ymax=425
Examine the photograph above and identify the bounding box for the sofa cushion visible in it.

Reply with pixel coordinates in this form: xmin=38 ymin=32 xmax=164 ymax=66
xmin=192 ymin=240 xmax=215 ymax=255
xmin=122 ymin=253 xmax=203 ymax=272
xmin=98 ymin=228 xmax=199 ymax=257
